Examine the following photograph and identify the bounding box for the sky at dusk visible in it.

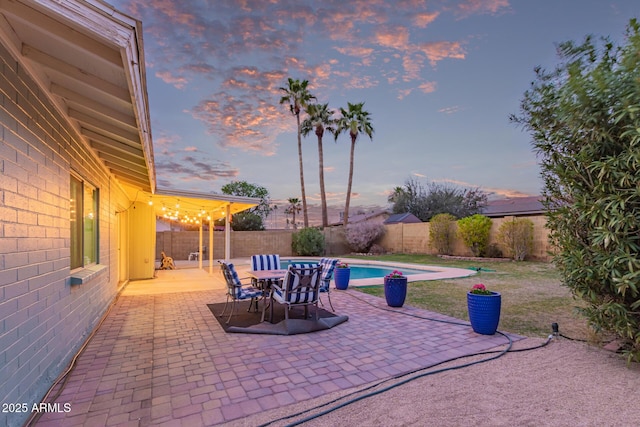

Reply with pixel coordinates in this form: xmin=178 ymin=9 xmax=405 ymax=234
xmin=108 ymin=0 xmax=639 ymax=223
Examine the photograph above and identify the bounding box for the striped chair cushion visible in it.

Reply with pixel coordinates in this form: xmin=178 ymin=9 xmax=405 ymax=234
xmin=226 ymin=263 xmax=261 ymax=299
xmin=318 ymin=258 xmax=339 ymax=292
xmin=272 ymin=264 xmax=320 ymax=304
xmin=251 ymin=254 xmax=281 ymax=271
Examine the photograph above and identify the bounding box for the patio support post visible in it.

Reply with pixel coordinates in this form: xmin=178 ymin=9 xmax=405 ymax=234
xmin=225 ymin=203 xmax=231 ymax=260
xmin=198 ymin=218 xmax=203 ymax=270
xmin=209 ymin=213 xmax=214 ymax=275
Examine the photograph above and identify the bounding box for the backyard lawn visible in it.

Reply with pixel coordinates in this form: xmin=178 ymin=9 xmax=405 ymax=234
xmin=346 ymin=254 xmax=595 ymax=341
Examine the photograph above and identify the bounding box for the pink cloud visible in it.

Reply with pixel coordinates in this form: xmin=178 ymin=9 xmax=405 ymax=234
xmin=418 ymin=81 xmax=437 ymax=93
xmin=375 ymin=26 xmax=410 ymax=51
xmin=413 ymin=12 xmax=440 ymax=28
xmin=418 ymin=41 xmax=466 ymax=66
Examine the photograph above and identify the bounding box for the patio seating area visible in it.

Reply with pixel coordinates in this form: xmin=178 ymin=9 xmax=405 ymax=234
xmin=33 ymin=262 xmax=519 ymax=426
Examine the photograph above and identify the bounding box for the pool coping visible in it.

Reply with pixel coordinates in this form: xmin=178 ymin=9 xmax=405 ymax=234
xmin=280 ymin=256 xmax=476 ymax=287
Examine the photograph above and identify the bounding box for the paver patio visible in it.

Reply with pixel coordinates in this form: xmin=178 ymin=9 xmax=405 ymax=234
xmin=33 ymin=263 xmax=518 ymax=426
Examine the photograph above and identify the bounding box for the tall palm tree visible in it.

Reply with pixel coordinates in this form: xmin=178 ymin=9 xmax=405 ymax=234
xmin=333 ymin=102 xmax=374 ymax=226
xmin=301 ymin=103 xmax=335 ymax=228
xmin=285 ymin=197 xmax=302 ymax=229
xmin=279 ymin=78 xmax=316 ymax=228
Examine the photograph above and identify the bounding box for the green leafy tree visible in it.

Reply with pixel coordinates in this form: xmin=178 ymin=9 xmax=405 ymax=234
xmin=302 ymin=103 xmax=335 ymax=227
xmin=457 ymin=214 xmax=492 ymax=257
xmin=497 ymin=218 xmax=534 ymax=261
xmin=230 ymin=212 xmax=264 ymax=231
xmin=334 ymin=102 xmax=374 ymax=226
xmin=279 ymin=78 xmax=316 ymax=228
xmin=510 ymin=19 xmax=640 ymax=361
xmin=221 ymin=181 xmax=271 ymax=220
xmin=389 ymin=177 xmax=487 ymax=221
xmin=429 ymin=213 xmax=457 ymax=255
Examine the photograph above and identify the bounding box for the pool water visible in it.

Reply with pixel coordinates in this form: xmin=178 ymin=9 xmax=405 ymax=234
xmin=280 ymin=260 xmax=432 ymax=280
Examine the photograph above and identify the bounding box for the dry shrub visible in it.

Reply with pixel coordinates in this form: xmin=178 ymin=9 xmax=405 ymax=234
xmin=345 ymin=221 xmax=386 ymax=253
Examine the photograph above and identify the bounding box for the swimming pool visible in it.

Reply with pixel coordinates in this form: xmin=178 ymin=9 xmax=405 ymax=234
xmin=280 ymin=259 xmax=433 ymax=280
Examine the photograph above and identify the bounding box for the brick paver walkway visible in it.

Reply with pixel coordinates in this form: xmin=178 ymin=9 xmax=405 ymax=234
xmin=34 ymin=267 xmax=517 ymax=426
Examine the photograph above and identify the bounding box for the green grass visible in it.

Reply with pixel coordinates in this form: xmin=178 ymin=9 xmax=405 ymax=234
xmin=346 ymin=254 xmax=592 ymax=340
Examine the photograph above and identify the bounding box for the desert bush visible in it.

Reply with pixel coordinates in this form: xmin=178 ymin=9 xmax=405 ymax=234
xmin=511 ymin=19 xmax=640 ymax=361
xmin=429 ymin=213 xmax=456 ymax=255
xmin=498 ymin=218 xmax=534 ymax=261
xmin=457 ymin=214 xmax=492 ymax=257
xmin=291 ymin=227 xmax=325 ymax=256
xmin=345 ymin=221 xmax=386 ymax=253
xmin=484 ymin=243 xmax=504 ymax=259
xmin=369 ymin=244 xmax=386 ymax=255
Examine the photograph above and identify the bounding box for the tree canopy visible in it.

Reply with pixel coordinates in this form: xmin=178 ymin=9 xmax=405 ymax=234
xmin=221 ymin=181 xmax=271 ymax=230
xmin=388 ymin=177 xmax=487 ymax=222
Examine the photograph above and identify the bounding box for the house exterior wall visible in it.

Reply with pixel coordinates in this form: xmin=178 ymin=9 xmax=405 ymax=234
xmin=0 ymin=41 xmax=130 ymax=427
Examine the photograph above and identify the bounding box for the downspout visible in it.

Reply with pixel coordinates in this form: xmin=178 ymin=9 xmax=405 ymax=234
xmin=198 ymin=218 xmax=203 ymax=270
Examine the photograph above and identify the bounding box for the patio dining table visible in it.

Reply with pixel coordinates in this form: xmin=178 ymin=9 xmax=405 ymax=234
xmin=247 ymin=269 xmax=288 ymax=322
xmin=247 ymin=269 xmax=288 ymax=285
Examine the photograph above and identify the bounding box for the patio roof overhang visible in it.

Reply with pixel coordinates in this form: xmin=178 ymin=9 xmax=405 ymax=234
xmin=122 ymin=185 xmax=260 ymax=222
xmin=0 ymin=0 xmax=155 ymax=192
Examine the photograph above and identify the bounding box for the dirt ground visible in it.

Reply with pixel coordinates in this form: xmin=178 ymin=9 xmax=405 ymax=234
xmin=241 ymin=337 xmax=640 ymax=427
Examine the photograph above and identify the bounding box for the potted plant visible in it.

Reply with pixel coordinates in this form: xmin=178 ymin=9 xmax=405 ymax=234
xmin=467 ymin=283 xmax=501 ymax=335
xmin=334 ymin=262 xmax=351 ymax=290
xmin=384 ymin=270 xmax=407 ymax=307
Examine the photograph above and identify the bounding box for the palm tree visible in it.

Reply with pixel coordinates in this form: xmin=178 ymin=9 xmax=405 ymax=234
xmin=333 ymin=102 xmax=374 ymax=226
xmin=285 ymin=197 xmax=302 ymax=229
xmin=279 ymin=78 xmax=316 ymax=228
xmin=301 ymin=103 xmax=335 ymax=228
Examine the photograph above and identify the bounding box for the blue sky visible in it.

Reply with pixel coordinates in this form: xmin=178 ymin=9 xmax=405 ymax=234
xmin=109 ymin=0 xmax=638 ymax=222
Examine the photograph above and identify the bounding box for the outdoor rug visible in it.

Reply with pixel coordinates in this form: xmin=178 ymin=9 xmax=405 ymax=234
xmin=207 ymin=302 xmax=348 ymax=335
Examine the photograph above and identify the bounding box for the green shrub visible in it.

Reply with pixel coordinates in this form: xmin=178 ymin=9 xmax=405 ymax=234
xmin=498 ymin=218 xmax=534 ymax=261
xmin=291 ymin=227 xmax=325 ymax=256
xmin=457 ymin=214 xmax=492 ymax=257
xmin=511 ymin=20 xmax=640 ymax=361
xmin=429 ymin=213 xmax=456 ymax=255
xmin=230 ymin=212 xmax=264 ymax=231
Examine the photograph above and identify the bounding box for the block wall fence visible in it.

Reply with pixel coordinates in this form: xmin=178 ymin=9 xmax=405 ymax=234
xmin=156 ymin=215 xmax=551 ymax=261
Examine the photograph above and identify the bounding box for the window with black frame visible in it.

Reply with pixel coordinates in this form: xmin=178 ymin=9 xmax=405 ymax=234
xmin=70 ymin=174 xmax=98 ymax=270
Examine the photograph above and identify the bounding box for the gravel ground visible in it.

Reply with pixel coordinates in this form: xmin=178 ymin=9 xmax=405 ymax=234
xmin=238 ymin=338 xmax=640 ymax=427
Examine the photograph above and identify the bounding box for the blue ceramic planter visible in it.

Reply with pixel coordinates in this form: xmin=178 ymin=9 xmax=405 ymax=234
xmin=384 ymin=277 xmax=408 ymax=307
xmin=467 ymin=291 xmax=501 ymax=335
xmin=334 ymin=268 xmax=351 ymax=290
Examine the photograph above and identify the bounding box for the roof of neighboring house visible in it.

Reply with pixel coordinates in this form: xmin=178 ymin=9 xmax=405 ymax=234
xmin=481 ymin=196 xmax=545 ymax=217
xmin=384 ymin=212 xmax=422 ymax=224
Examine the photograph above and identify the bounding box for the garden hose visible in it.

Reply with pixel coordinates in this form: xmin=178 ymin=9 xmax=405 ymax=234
xmin=260 ymin=292 xmax=554 ymax=427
